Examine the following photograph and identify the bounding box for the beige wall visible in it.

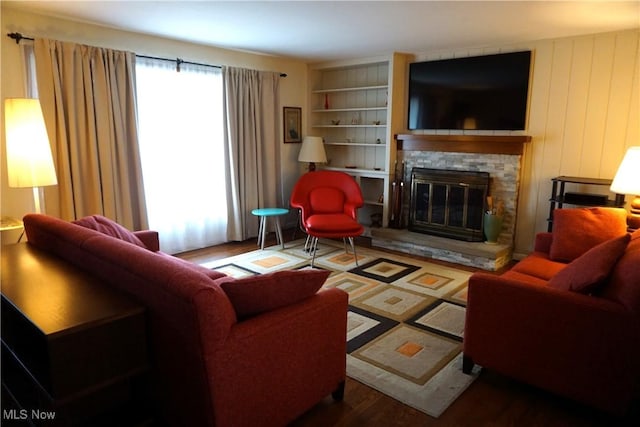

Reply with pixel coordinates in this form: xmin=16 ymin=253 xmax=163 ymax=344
xmin=1 ymin=6 xmax=308 ymax=243
xmin=2 ymin=5 xmax=638 ymax=254
xmin=412 ymin=29 xmax=639 ymax=256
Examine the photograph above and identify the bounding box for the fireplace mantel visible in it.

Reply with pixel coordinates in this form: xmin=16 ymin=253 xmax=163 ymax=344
xmin=395 ymin=134 xmax=531 ymax=155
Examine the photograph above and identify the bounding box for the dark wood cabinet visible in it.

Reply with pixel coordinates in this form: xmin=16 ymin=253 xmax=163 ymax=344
xmin=1 ymin=244 xmax=150 ymax=426
xmin=548 ymin=176 xmax=626 ymax=231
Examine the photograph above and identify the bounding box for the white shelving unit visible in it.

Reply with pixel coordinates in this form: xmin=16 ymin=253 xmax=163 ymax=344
xmin=308 ymin=54 xmax=410 ymax=229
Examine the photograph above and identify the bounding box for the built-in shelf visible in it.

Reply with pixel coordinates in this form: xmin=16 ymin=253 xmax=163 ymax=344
xmin=313 ymin=107 xmax=387 ymax=112
xmin=312 ymin=85 xmax=388 ymax=93
xmin=395 ymin=134 xmax=532 ymax=155
xmin=313 ymin=124 xmax=386 ymax=128
xmin=325 ymin=142 xmax=385 ymax=147
xmin=324 ymin=166 xmax=387 ymax=176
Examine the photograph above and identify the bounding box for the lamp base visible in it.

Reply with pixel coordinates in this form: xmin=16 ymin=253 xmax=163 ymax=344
xmin=308 ymin=162 xmax=316 ymax=172
xmin=626 ymin=195 xmax=640 ymax=231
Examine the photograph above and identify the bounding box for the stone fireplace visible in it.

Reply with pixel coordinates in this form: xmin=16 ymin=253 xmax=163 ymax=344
xmin=372 ymin=134 xmax=531 ymax=270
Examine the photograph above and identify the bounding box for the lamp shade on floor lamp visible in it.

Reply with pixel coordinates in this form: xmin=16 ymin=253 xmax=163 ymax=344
xmin=4 ymin=98 xmax=58 ymax=213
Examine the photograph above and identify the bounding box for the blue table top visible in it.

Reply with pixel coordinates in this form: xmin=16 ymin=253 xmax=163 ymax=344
xmin=251 ymin=208 xmax=289 ymax=216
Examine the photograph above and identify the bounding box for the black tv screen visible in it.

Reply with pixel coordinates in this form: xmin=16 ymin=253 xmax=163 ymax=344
xmin=408 ymin=51 xmax=531 ymax=130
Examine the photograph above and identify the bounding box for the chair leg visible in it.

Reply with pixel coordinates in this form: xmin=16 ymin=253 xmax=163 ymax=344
xmin=331 ymin=380 xmax=345 ymax=401
xmin=462 ymin=354 xmax=475 ymax=374
xmin=274 ymin=216 xmax=284 ymax=249
xmin=348 ymin=237 xmax=359 ymax=266
xmin=310 ymin=237 xmax=319 ymax=268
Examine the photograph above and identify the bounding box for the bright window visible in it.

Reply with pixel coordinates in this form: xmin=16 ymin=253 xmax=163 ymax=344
xmin=135 ymin=58 xmax=227 ymax=253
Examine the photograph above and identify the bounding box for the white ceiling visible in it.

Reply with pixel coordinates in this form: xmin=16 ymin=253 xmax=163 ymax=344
xmin=6 ymin=1 xmax=640 ymax=62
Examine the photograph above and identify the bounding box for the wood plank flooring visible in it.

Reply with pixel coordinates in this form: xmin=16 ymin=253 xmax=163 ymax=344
xmin=176 ymin=230 xmax=639 ymax=427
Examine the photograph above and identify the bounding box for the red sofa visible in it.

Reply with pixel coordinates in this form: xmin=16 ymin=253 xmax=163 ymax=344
xmin=463 ymin=207 xmax=640 ymax=415
xmin=22 ymin=213 xmax=348 ymax=427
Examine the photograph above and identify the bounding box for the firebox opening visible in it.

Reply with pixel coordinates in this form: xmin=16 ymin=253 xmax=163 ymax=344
xmin=409 ymin=168 xmax=489 ymax=242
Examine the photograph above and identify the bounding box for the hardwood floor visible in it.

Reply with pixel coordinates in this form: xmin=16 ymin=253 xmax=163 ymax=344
xmin=176 ymin=230 xmax=639 ymax=427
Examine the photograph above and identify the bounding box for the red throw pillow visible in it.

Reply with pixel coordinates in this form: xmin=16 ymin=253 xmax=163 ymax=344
xmin=217 ymin=269 xmax=330 ymax=319
xmin=549 ymin=207 xmax=628 ymax=262
xmin=548 ymin=233 xmax=631 ymax=294
xmin=73 ymin=214 xmax=147 ymax=249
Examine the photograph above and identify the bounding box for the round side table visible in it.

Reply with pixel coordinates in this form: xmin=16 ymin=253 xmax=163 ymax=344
xmin=251 ymin=208 xmax=289 ymax=250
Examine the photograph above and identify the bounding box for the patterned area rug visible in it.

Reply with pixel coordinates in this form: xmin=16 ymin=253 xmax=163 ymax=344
xmin=202 ymin=239 xmax=480 ymax=418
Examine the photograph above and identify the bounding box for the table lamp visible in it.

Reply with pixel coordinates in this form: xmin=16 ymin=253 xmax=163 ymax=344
xmin=5 ymin=98 xmax=58 ymax=213
xmin=610 ymin=146 xmax=640 ymax=230
xmin=298 ymin=136 xmax=327 ymax=172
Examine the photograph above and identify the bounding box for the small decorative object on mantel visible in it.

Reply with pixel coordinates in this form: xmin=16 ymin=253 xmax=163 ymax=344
xmin=483 ymin=196 xmax=504 ymax=245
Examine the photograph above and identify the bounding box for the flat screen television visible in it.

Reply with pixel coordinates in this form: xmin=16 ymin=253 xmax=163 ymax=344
xmin=408 ymin=51 xmax=531 ymax=130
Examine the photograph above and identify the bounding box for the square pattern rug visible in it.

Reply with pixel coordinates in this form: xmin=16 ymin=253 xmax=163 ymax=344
xmin=202 ymin=239 xmax=481 ymax=417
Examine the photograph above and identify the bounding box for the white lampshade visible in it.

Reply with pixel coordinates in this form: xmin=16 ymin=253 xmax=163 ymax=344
xmin=610 ymin=146 xmax=640 ymax=195
xmin=611 ymin=146 xmax=640 ymax=230
xmin=298 ymin=136 xmax=327 ymax=164
xmin=5 ymin=98 xmax=58 ymax=188
xmin=298 ymin=136 xmax=327 ymax=172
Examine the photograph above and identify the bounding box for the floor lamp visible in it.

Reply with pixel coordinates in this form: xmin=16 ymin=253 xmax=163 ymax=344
xmin=5 ymin=98 xmax=58 ymax=214
xmin=610 ymin=146 xmax=640 ymax=231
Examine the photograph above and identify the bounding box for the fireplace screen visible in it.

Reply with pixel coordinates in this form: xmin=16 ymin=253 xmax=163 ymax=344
xmin=409 ymin=168 xmax=489 ymax=241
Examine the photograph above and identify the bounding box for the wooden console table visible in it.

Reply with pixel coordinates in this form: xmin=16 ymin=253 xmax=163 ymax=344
xmin=1 ymin=243 xmax=151 ymax=426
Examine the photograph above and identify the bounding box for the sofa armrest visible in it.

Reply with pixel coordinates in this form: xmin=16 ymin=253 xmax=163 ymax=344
xmin=204 ymin=288 xmax=348 ymax=426
xmin=533 ymin=232 xmax=553 ymax=253
xmin=464 ymin=272 xmax=639 ymax=414
xmin=134 ymin=230 xmax=160 ymax=251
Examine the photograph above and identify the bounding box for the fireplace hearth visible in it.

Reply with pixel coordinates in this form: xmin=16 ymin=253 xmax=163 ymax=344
xmin=409 ymin=168 xmax=489 ymax=242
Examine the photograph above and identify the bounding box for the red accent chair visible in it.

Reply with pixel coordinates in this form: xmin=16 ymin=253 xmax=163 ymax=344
xmin=290 ymin=171 xmax=365 ymax=267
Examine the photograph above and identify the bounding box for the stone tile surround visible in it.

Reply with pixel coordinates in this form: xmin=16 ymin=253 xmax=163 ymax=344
xmin=376 ymin=148 xmax=523 ymax=270
xmin=398 ymin=150 xmax=523 ymax=245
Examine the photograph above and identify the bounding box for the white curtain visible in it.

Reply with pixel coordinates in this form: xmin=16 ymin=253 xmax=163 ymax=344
xmin=223 ymin=67 xmax=281 ymax=241
xmin=135 ymin=58 xmax=227 ymax=253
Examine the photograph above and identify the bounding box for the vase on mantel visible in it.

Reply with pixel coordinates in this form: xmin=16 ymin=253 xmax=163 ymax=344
xmin=483 ymin=213 xmax=503 ymax=245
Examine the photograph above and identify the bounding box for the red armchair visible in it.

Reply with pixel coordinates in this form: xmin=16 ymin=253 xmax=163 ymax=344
xmin=290 ymin=171 xmax=364 ymax=267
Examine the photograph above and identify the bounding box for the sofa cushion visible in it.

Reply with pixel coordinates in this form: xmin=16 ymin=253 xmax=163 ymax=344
xmin=510 ymin=251 xmax=567 ymax=281
xmin=548 ymin=233 xmax=631 ymax=294
xmin=549 ymin=207 xmax=628 ymax=262
xmin=73 ymin=215 xmax=147 ymax=249
xmin=501 ymin=270 xmax=549 ymax=287
xmin=600 ymin=229 xmax=640 ymax=312
xmin=216 ymin=269 xmax=330 ymax=319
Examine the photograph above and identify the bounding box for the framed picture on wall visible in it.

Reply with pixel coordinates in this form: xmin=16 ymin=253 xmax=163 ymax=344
xmin=283 ymin=107 xmax=302 ymax=143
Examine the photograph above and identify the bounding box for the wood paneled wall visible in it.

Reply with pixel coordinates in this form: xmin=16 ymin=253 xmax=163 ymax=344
xmin=412 ymin=30 xmax=639 ymax=256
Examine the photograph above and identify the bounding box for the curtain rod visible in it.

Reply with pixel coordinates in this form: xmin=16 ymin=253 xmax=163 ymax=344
xmin=7 ymin=32 xmax=33 ymax=43
xmin=7 ymin=32 xmax=287 ymax=77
